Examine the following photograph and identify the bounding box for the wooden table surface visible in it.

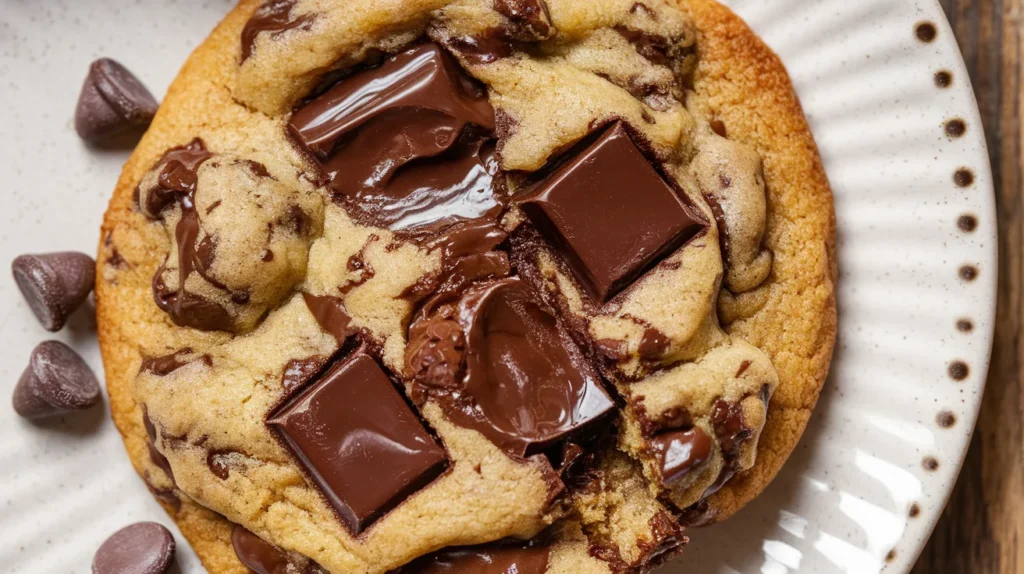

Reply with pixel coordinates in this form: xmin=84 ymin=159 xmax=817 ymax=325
xmin=912 ymin=1 xmax=1022 ymax=572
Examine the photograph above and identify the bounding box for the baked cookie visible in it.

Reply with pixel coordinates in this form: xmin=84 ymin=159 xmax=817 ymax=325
xmin=96 ymin=0 xmax=835 ymax=572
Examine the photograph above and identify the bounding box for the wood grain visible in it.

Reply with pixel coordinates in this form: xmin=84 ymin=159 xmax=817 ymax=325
xmin=913 ymin=1 xmax=1023 ymax=572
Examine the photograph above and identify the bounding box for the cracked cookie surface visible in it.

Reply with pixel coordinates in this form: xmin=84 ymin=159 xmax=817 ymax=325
xmin=97 ymin=0 xmax=835 ymax=572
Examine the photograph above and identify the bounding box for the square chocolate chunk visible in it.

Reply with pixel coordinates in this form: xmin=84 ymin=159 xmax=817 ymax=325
xmin=268 ymin=350 xmax=447 ymax=535
xmin=519 ymin=121 xmax=705 ymax=302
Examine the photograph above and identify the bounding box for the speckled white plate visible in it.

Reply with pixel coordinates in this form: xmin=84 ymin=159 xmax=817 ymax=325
xmin=0 ymin=1 xmax=995 ymax=573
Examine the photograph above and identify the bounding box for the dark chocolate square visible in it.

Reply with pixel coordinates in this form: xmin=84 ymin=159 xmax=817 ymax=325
xmin=519 ymin=121 xmax=705 ymax=302
xmin=268 ymin=350 xmax=447 ymax=535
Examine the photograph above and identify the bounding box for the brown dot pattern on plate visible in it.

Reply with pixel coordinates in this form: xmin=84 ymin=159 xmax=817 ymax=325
xmin=954 ymin=168 xmax=975 ymax=187
xmin=937 ymin=410 xmax=956 ymax=428
xmin=945 ymin=118 xmax=967 ymax=138
xmin=886 ymin=549 xmax=897 ymax=563
xmin=915 ymin=22 xmax=937 ymax=43
xmin=956 ymin=318 xmax=974 ymax=333
xmin=959 ymin=265 xmax=978 ymax=282
xmin=934 ymin=70 xmax=953 ymax=88
xmin=957 ymin=214 xmax=978 ymax=233
xmin=909 ymin=503 xmax=921 ymax=518
xmin=922 ymin=456 xmax=939 ymax=471
xmin=948 ymin=360 xmax=969 ymax=381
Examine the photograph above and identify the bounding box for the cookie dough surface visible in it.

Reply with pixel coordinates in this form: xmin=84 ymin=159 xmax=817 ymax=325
xmin=97 ymin=0 xmax=835 ymax=572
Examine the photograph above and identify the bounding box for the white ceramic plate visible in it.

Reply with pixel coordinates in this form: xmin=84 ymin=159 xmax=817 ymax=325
xmin=0 ymin=1 xmax=995 ymax=573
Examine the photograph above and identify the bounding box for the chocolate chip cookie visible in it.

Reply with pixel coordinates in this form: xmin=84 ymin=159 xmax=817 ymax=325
xmin=96 ymin=0 xmax=836 ymax=572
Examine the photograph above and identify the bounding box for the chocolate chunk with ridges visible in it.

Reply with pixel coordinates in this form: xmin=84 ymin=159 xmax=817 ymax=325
xmin=519 ymin=121 xmax=704 ymax=302
xmin=268 ymin=350 xmax=448 ymax=535
xmin=391 ymin=540 xmax=550 ymax=573
xmin=650 ymin=427 xmax=711 ymax=486
xmin=12 ymin=252 xmax=95 ymax=331
xmin=288 ymin=44 xmax=502 ymax=234
xmin=74 ymin=58 xmax=158 ymax=145
xmin=13 ymin=341 xmax=100 ymax=420
xmin=406 ymin=277 xmax=615 ymax=458
xmin=92 ymin=522 xmax=176 ymax=574
xmin=240 ymin=0 xmax=317 ymax=62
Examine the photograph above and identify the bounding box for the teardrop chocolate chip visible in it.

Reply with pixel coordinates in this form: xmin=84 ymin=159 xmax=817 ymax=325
xmin=75 ymin=58 xmax=159 ymax=145
xmin=12 ymin=251 xmax=95 ymax=331
xmin=12 ymin=341 xmax=100 ymax=420
xmin=92 ymin=522 xmax=176 ymax=574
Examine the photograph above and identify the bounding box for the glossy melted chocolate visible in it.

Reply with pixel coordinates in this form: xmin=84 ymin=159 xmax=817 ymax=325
xmin=391 ymin=540 xmax=550 ymax=573
xmin=288 ymin=43 xmax=501 ymax=234
xmin=407 ymin=277 xmax=615 ymax=459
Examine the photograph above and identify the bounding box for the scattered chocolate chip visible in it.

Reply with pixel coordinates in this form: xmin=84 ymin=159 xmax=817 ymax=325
xmin=75 ymin=59 xmax=159 ymax=145
xmin=934 ymin=70 xmax=952 ymax=88
xmin=13 ymin=341 xmax=100 ymax=420
xmin=268 ymin=350 xmax=448 ymax=535
xmin=915 ymin=22 xmax=937 ymax=43
xmin=12 ymin=251 xmax=96 ymax=331
xmin=92 ymin=522 xmax=176 ymax=574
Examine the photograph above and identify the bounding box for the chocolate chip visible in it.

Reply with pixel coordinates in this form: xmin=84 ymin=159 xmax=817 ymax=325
xmin=92 ymin=522 xmax=175 ymax=574
xmin=75 ymin=59 xmax=159 ymax=145
xmin=12 ymin=341 xmax=100 ymax=420
xmin=12 ymin=252 xmax=95 ymax=331
xmin=393 ymin=540 xmax=550 ymax=573
xmin=231 ymin=526 xmax=290 ymax=574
